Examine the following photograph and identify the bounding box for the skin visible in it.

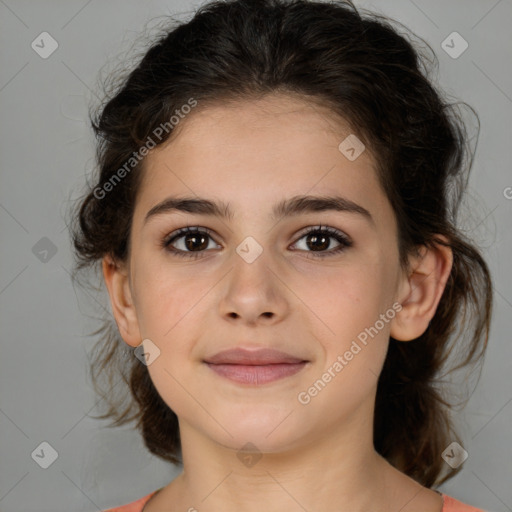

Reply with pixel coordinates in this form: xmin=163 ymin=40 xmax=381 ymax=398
xmin=103 ymin=93 xmax=453 ymax=512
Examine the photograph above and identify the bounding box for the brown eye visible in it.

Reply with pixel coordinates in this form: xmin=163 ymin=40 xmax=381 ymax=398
xmin=162 ymin=227 xmax=220 ymax=258
xmin=291 ymin=225 xmax=352 ymax=258
xmin=161 ymin=225 xmax=352 ymax=260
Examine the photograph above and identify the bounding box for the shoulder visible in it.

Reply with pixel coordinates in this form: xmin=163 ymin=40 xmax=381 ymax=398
xmin=102 ymin=490 xmax=159 ymax=512
xmin=441 ymin=493 xmax=488 ymax=512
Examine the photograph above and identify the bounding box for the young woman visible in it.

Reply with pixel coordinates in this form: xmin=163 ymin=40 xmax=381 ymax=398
xmin=70 ymin=0 xmax=493 ymax=510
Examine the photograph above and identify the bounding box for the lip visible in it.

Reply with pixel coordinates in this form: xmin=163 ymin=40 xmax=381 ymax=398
xmin=204 ymin=348 xmax=307 ymax=365
xmin=203 ymin=348 xmax=309 ymax=385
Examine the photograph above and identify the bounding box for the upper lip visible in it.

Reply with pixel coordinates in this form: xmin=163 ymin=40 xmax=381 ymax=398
xmin=204 ymin=348 xmax=307 ymax=365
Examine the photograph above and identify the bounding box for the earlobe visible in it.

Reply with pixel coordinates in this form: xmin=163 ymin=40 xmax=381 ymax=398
xmin=102 ymin=255 xmax=141 ymax=347
xmin=390 ymin=237 xmax=453 ymax=342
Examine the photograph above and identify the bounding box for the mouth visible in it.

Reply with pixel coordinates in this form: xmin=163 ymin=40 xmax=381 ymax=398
xmin=203 ymin=348 xmax=309 ymax=385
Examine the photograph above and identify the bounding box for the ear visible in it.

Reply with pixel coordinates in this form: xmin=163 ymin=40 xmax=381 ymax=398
xmin=390 ymin=236 xmax=453 ymax=342
xmin=102 ymin=255 xmax=141 ymax=347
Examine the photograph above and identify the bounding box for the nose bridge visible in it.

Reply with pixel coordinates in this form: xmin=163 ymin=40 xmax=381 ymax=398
xmin=231 ymin=235 xmax=275 ymax=297
xmin=228 ymin=212 xmax=277 ymax=274
xmin=220 ymin=234 xmax=285 ymax=322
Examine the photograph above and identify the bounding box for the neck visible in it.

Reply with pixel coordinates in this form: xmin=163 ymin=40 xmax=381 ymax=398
xmin=170 ymin=416 xmax=390 ymax=512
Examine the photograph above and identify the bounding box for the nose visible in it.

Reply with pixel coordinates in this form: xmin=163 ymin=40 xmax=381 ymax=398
xmin=218 ymin=249 xmax=289 ymax=326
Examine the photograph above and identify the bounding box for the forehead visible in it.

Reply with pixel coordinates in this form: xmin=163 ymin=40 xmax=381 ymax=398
xmin=160 ymin=93 xmax=359 ymax=153
xmin=133 ymin=93 xmax=390 ymax=228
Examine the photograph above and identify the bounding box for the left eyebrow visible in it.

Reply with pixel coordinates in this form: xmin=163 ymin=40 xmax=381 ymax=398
xmin=143 ymin=194 xmax=375 ymax=227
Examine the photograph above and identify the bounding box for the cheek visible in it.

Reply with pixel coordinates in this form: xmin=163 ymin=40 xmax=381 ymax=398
xmin=133 ymin=258 xmax=209 ymax=339
xmin=134 ymin=269 xmax=207 ymax=413
xmin=305 ymin=267 xmax=394 ymax=401
xmin=298 ymin=266 xmax=393 ymax=407
xmin=302 ymin=261 xmax=392 ymax=339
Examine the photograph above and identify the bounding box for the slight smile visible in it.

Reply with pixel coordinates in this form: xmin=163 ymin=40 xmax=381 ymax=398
xmin=203 ymin=348 xmax=310 ymax=385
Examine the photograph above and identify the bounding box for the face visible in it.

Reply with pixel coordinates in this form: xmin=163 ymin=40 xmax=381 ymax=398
xmin=113 ymin=93 xmax=406 ymax=454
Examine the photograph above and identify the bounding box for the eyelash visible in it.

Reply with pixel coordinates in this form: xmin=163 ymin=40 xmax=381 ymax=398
xmin=161 ymin=225 xmax=353 ymax=260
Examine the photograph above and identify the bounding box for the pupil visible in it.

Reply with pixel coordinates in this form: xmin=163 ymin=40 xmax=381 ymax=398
xmin=308 ymin=233 xmax=329 ymax=251
xmin=185 ymin=234 xmax=208 ymax=251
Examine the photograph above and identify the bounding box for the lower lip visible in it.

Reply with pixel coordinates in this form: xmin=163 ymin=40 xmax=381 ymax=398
xmin=205 ymin=362 xmax=307 ymax=385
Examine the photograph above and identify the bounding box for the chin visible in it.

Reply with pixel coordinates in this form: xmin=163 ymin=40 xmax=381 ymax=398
xmin=213 ymin=409 xmax=305 ymax=452
xmin=216 ymin=431 xmax=299 ymax=456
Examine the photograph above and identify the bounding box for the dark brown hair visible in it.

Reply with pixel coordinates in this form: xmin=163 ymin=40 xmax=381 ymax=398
xmin=70 ymin=0 xmax=493 ymax=487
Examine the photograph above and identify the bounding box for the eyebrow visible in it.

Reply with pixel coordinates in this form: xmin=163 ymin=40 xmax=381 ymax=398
xmin=144 ymin=194 xmax=374 ymax=226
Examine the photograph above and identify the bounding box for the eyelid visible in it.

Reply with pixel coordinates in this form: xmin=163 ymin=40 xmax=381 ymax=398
xmin=162 ymin=225 xmax=220 ymax=245
xmin=294 ymin=224 xmax=352 ymax=242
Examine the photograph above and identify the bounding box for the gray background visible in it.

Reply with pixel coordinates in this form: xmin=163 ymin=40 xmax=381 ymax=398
xmin=0 ymin=0 xmax=511 ymax=511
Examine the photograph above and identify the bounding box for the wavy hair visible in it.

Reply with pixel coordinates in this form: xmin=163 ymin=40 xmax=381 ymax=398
xmin=70 ymin=0 xmax=493 ymax=487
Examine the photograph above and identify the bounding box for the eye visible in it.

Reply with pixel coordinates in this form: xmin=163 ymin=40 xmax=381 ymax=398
xmin=161 ymin=224 xmax=352 ymax=260
xmin=162 ymin=226 xmax=220 ymax=259
xmin=291 ymin=225 xmax=352 ymax=258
